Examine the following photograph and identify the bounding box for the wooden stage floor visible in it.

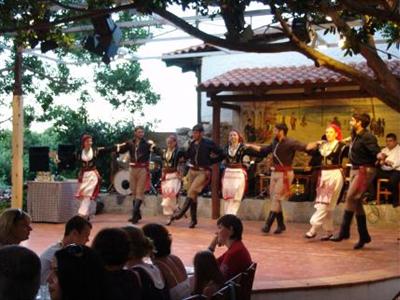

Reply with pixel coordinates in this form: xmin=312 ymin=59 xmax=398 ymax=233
xmin=23 ymin=214 xmax=400 ymax=292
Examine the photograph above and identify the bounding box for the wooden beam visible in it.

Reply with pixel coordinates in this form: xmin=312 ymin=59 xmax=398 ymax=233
xmin=207 ymin=100 xmax=241 ymax=112
xmin=11 ymin=46 xmax=24 ymax=209
xmin=211 ymin=101 xmax=221 ymax=220
xmin=211 ymin=90 xmax=370 ymax=102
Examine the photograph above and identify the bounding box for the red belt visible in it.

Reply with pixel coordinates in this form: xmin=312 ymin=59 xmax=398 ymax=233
xmin=163 ymin=167 xmax=177 ymax=174
xmin=130 ymin=162 xmax=149 ymax=168
xmin=273 ymin=165 xmax=293 ymax=172
xmin=226 ymin=163 xmax=244 ymax=169
xmin=190 ymin=166 xmax=211 ymax=172
xmin=321 ymin=165 xmax=341 ymax=170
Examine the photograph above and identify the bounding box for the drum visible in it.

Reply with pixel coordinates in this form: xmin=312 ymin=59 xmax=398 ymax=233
xmin=113 ymin=170 xmax=131 ymax=195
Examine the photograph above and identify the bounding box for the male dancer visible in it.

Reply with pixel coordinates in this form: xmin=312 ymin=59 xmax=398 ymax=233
xmin=247 ymin=123 xmax=319 ymax=234
xmin=168 ymin=124 xmax=224 ymax=228
xmin=330 ymin=113 xmax=380 ymax=249
xmin=118 ymin=126 xmax=152 ymax=224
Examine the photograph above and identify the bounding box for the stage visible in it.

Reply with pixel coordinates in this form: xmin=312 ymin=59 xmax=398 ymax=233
xmin=23 ymin=213 xmax=400 ymax=300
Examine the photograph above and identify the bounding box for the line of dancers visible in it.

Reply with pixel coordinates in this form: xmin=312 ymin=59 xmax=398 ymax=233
xmin=73 ymin=112 xmax=389 ymax=250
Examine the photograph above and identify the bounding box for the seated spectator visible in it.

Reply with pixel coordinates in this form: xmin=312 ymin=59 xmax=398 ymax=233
xmin=122 ymin=226 xmax=170 ymax=300
xmin=207 ymin=214 xmax=252 ymax=280
xmin=48 ymin=244 xmax=108 ymax=300
xmin=142 ymin=223 xmax=191 ymax=300
xmin=0 ymin=245 xmax=41 ymax=300
xmin=0 ymin=208 xmax=32 ymax=247
xmin=377 ymin=133 xmax=400 ymax=207
xmin=40 ymin=215 xmax=92 ymax=284
xmin=192 ymin=251 xmax=224 ymax=299
xmin=92 ymin=228 xmax=142 ymax=300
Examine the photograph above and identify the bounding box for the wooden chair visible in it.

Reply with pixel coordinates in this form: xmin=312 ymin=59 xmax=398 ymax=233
xmin=376 ymin=178 xmax=392 ymax=204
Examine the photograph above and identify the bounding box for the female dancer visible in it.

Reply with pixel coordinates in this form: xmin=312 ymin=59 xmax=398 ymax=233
xmin=221 ymin=129 xmax=259 ymax=215
xmin=155 ymin=134 xmax=185 ymax=218
xmin=75 ymin=134 xmax=115 ymax=219
xmin=305 ymin=124 xmax=347 ymax=240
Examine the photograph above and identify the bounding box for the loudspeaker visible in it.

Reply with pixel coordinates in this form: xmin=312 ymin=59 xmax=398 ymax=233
xmin=58 ymin=144 xmax=76 ymax=171
xmin=29 ymin=147 xmax=50 ymax=172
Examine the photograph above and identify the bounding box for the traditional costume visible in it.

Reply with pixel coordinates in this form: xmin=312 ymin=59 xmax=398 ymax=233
xmin=331 ymin=126 xmax=380 ymax=249
xmin=306 ymin=125 xmax=347 ymax=239
xmin=168 ymin=124 xmax=224 ymax=228
xmin=156 ymin=146 xmax=185 ymax=216
xmin=259 ymin=137 xmax=308 ymax=234
xmin=221 ymin=136 xmax=259 ymax=215
xmin=118 ymin=137 xmax=152 ymax=224
xmin=75 ymin=135 xmax=115 ymax=218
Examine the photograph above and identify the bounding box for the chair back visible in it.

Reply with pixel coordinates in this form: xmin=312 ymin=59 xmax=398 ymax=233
xmin=241 ymin=262 xmax=257 ymax=300
xmin=211 ymin=285 xmax=232 ymax=300
xmin=183 ymin=295 xmax=207 ymax=300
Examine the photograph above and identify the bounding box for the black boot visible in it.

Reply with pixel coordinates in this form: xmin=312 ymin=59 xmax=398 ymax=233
xmin=189 ymin=201 xmax=198 ymax=229
xmin=262 ymin=211 xmax=276 ymax=233
xmin=128 ymin=199 xmax=135 ymax=222
xmin=274 ymin=212 xmax=286 ymax=234
xmin=353 ymin=214 xmax=371 ymax=249
xmin=167 ymin=197 xmax=193 ymax=225
xmin=330 ymin=210 xmax=354 ymax=242
xmin=131 ymin=199 xmax=143 ymax=224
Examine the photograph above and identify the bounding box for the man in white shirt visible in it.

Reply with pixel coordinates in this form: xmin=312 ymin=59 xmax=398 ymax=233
xmin=39 ymin=215 xmax=92 ymax=284
xmin=377 ymin=133 xmax=400 ymax=207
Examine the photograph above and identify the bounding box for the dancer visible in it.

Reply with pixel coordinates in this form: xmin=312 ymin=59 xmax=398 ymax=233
xmin=330 ymin=113 xmax=380 ymax=249
xmin=154 ymin=134 xmax=185 ymax=218
xmin=247 ymin=123 xmax=319 ymax=234
xmin=75 ymin=134 xmax=115 ymax=219
xmin=168 ymin=124 xmax=224 ymax=228
xmin=221 ymin=129 xmax=260 ymax=215
xmin=117 ymin=126 xmax=153 ymax=224
xmin=305 ymin=124 xmax=347 ymax=240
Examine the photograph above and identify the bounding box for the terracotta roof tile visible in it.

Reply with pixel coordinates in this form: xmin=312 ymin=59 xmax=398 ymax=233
xmin=198 ymin=60 xmax=400 ymax=91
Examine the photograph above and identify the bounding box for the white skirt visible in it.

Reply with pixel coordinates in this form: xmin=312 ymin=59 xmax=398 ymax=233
xmin=314 ymin=168 xmax=344 ymax=210
xmin=76 ymin=170 xmax=99 ymax=199
xmin=222 ymin=168 xmax=247 ymax=201
xmin=161 ymin=172 xmax=181 ymax=215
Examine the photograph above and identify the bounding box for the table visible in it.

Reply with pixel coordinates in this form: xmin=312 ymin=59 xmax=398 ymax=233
xmin=27 ymin=180 xmax=80 ymax=223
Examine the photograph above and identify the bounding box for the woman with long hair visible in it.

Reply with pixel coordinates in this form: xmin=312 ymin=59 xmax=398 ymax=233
xmin=192 ymin=251 xmax=224 ymax=299
xmin=305 ymin=124 xmax=347 ymax=240
xmin=221 ymin=129 xmax=260 ymax=215
xmin=75 ymin=134 xmax=115 ymax=219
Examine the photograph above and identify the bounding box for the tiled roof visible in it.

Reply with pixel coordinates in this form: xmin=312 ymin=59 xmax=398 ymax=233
xmin=163 ymin=43 xmax=218 ymax=57
xmin=198 ymin=60 xmax=400 ymax=91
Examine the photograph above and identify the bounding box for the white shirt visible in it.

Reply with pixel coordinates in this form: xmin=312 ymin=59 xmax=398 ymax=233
xmin=39 ymin=242 xmax=62 ymax=284
xmin=380 ymin=144 xmax=400 ymax=171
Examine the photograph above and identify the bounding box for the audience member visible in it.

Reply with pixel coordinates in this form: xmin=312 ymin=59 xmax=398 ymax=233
xmin=377 ymin=133 xmax=400 ymax=207
xmin=192 ymin=250 xmax=224 ymax=299
xmin=0 ymin=245 xmax=41 ymax=300
xmin=142 ymin=223 xmax=191 ymax=300
xmin=40 ymin=215 xmax=92 ymax=284
xmin=0 ymin=208 xmax=32 ymax=247
xmin=48 ymin=244 xmax=108 ymax=300
xmin=207 ymin=214 xmax=252 ymax=280
xmin=123 ymin=226 xmax=171 ymax=300
xmin=92 ymin=228 xmax=142 ymax=300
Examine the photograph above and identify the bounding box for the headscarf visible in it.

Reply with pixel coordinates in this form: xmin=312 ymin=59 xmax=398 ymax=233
xmin=328 ymin=124 xmax=342 ymax=141
xmin=81 ymin=134 xmax=92 ymax=147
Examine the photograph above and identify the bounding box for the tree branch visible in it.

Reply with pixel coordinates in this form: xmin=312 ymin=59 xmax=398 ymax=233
xmin=339 ymin=0 xmax=400 ymax=25
xmin=24 ymin=65 xmax=69 ymax=86
xmin=152 ymin=7 xmax=296 ymax=53
xmin=272 ymin=4 xmax=400 ymax=112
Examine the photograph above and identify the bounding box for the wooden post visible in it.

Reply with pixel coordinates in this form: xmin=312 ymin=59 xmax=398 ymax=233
xmin=211 ymin=98 xmax=221 ymax=219
xmin=11 ymin=46 xmax=24 ymax=209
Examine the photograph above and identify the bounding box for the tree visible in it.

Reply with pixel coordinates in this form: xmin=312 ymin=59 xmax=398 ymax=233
xmin=3 ymin=1 xmax=398 ymax=111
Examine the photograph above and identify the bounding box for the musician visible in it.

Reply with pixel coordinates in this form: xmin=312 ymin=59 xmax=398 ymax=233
xmin=75 ymin=134 xmax=115 ymax=219
xmin=376 ymin=133 xmax=400 ymax=207
xmin=221 ymin=130 xmax=260 ymax=215
xmin=168 ymin=124 xmax=224 ymax=228
xmin=330 ymin=113 xmax=381 ymax=249
xmin=154 ymin=134 xmax=185 ymax=218
xmin=247 ymin=123 xmax=319 ymax=234
xmin=305 ymin=124 xmax=347 ymax=240
xmin=117 ymin=126 xmax=153 ymax=224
